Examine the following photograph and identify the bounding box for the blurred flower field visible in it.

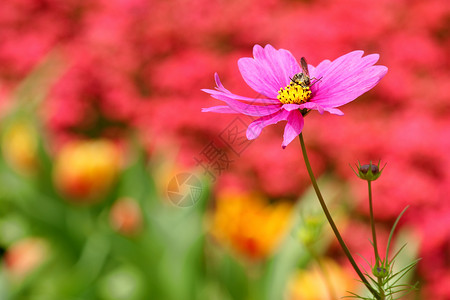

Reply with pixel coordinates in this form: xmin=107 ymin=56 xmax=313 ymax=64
xmin=0 ymin=0 xmax=449 ymax=299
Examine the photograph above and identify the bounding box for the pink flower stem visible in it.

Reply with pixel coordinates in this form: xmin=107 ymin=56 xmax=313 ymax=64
xmin=299 ymin=133 xmax=380 ymax=299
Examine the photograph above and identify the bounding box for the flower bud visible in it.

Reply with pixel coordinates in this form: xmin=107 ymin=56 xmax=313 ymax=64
xmin=2 ymin=120 xmax=39 ymax=175
xmin=353 ymin=161 xmax=385 ymax=182
xmin=4 ymin=238 xmax=47 ymax=279
xmin=210 ymin=191 xmax=293 ymax=260
xmin=372 ymin=265 xmax=389 ymax=279
xmin=297 ymin=227 xmax=315 ymax=246
xmin=296 ymin=215 xmax=324 ymax=247
xmin=287 ymin=259 xmax=357 ymax=299
xmin=53 ymin=139 xmax=121 ymax=202
xmin=110 ymin=197 xmax=142 ymax=235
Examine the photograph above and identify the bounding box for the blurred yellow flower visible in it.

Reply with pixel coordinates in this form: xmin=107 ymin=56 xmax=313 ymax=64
xmin=2 ymin=120 xmax=38 ymax=175
xmin=53 ymin=139 xmax=120 ymax=202
xmin=287 ymin=259 xmax=357 ymax=300
xmin=210 ymin=191 xmax=293 ymax=260
xmin=110 ymin=197 xmax=142 ymax=235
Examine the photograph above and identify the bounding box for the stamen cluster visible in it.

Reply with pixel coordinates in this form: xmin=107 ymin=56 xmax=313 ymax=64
xmin=277 ymin=84 xmax=311 ymax=104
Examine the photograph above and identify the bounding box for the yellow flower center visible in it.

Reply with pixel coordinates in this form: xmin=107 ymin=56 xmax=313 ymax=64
xmin=277 ymin=84 xmax=311 ymax=104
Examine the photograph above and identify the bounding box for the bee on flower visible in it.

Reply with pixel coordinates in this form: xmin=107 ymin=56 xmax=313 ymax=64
xmin=202 ymin=44 xmax=387 ymax=148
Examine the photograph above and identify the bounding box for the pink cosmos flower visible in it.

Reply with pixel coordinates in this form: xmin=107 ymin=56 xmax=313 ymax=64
xmin=202 ymin=44 xmax=388 ymax=148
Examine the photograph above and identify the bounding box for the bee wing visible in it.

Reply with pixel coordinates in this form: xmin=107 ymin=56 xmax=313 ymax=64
xmin=300 ymin=57 xmax=309 ymax=77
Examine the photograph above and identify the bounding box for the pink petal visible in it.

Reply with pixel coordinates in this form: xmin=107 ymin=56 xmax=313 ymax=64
xmin=316 ymin=106 xmax=325 ymax=114
xmin=309 ymin=51 xmax=364 ymax=96
xmin=209 ymin=94 xmax=282 ymax=116
xmin=282 ymin=110 xmax=304 ymax=148
xmin=203 ymin=88 xmax=279 ymax=105
xmin=310 ymin=59 xmax=331 ymax=78
xmin=213 ymin=72 xmax=230 ymax=92
xmin=282 ymin=104 xmax=302 ymax=111
xmin=296 ymin=102 xmax=344 ymax=115
xmin=201 ymin=106 xmax=239 ymax=113
xmin=323 ymin=107 xmax=344 ymax=115
xmin=310 ymin=51 xmax=387 ymax=108
xmin=283 ymin=102 xmax=342 ymax=116
xmin=298 ymin=102 xmax=324 ymax=113
xmin=238 ymin=44 xmax=301 ymax=99
xmin=313 ymin=66 xmax=387 ymax=107
xmin=247 ymin=109 xmax=290 ymax=140
xmin=208 ymin=73 xmax=279 ymax=104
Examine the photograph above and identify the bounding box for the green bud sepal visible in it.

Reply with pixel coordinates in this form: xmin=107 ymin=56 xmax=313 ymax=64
xmin=351 ymin=160 xmax=386 ymax=182
xmin=372 ymin=263 xmax=389 ymax=279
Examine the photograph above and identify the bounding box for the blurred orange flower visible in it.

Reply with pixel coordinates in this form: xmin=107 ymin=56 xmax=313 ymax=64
xmin=53 ymin=139 xmax=120 ymax=201
xmin=4 ymin=238 xmax=47 ymax=279
xmin=2 ymin=120 xmax=39 ymax=175
xmin=287 ymin=259 xmax=357 ymax=300
xmin=210 ymin=190 xmax=293 ymax=260
xmin=110 ymin=197 xmax=142 ymax=235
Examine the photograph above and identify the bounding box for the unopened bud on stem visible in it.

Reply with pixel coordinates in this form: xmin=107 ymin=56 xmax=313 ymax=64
xmin=372 ymin=265 xmax=389 ymax=279
xmin=351 ymin=161 xmax=385 ymax=182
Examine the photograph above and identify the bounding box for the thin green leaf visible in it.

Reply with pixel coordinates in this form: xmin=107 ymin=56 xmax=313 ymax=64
xmin=385 ymin=206 xmax=409 ymax=262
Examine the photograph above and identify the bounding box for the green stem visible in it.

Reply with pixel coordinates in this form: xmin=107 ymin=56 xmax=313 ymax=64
xmin=298 ymin=133 xmax=379 ymax=299
xmin=368 ymin=180 xmax=385 ymax=300
xmin=378 ymin=277 xmax=385 ymax=300
xmin=368 ymin=181 xmax=380 ymax=265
